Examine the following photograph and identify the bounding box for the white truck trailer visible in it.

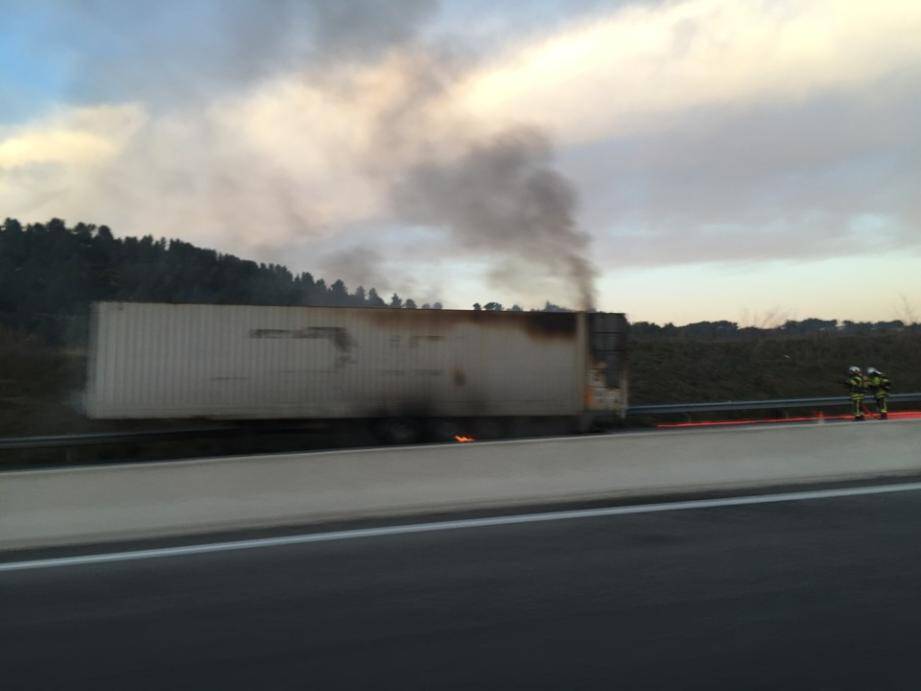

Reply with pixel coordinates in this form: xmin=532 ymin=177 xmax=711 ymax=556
xmin=85 ymin=302 xmax=628 ymax=440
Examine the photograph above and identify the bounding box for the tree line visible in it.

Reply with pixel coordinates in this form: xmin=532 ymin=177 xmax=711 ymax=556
xmin=2 ymin=218 xmax=916 ymax=344
xmin=0 ymin=218 xmax=438 ymax=343
xmin=629 ymin=318 xmax=918 ymax=340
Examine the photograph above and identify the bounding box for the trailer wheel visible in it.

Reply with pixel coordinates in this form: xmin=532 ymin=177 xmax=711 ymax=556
xmin=376 ymin=418 xmax=421 ymax=445
xmin=426 ymin=418 xmax=463 ymax=442
xmin=472 ymin=418 xmax=504 ymax=440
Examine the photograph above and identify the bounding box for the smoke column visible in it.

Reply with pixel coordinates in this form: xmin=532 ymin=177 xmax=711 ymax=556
xmin=392 ymin=127 xmax=597 ymax=309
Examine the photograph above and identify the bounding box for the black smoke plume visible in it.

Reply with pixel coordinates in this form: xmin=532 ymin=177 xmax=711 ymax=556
xmin=393 ymin=127 xmax=597 ymax=309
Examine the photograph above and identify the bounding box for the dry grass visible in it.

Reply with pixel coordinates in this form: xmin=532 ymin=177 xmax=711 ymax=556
xmin=0 ymin=327 xmax=90 ymax=436
xmin=629 ymin=333 xmax=921 ymax=404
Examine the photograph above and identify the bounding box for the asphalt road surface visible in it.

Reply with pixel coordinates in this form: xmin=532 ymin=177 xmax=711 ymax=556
xmin=4 ymin=484 xmax=921 ymax=690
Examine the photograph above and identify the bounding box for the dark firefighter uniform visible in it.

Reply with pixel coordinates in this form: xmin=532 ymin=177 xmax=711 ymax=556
xmin=846 ymin=370 xmax=866 ymax=420
xmin=867 ymin=370 xmax=892 ymax=419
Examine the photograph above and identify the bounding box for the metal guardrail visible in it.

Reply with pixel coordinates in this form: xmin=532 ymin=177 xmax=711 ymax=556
xmin=1 ymin=393 xmax=920 ymax=451
xmin=627 ymin=392 xmax=921 ymax=416
xmin=0 ymin=425 xmax=322 ymax=451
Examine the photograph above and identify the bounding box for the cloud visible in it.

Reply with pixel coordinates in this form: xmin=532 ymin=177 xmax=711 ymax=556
xmin=0 ymin=104 xmax=145 ymax=218
xmin=446 ymin=0 xmax=921 ymax=271
xmin=2 ymin=0 xmax=921 ymax=311
xmin=457 ymin=0 xmax=921 ymax=143
xmin=27 ymin=0 xmax=439 ymax=106
xmin=0 ymin=55 xmax=427 ymax=251
xmin=563 ymin=69 xmax=921 ymax=268
xmin=0 ymin=105 xmax=143 ymax=168
xmin=1 ymin=10 xmax=600 ymax=306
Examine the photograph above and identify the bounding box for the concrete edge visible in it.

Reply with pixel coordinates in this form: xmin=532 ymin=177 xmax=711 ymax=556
xmin=4 ymin=417 xmax=913 ymax=479
xmin=6 ymin=465 xmax=921 ymax=553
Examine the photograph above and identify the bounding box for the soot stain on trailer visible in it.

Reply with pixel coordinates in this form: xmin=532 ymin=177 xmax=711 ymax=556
xmin=453 ymin=368 xmax=467 ymax=387
xmin=361 ymin=308 xmax=577 ymax=342
xmin=249 ymin=326 xmax=356 ymax=369
xmin=249 ymin=326 xmax=355 ymax=352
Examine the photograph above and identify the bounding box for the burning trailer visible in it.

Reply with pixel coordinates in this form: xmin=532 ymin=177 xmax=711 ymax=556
xmin=85 ymin=302 xmax=628 ymax=442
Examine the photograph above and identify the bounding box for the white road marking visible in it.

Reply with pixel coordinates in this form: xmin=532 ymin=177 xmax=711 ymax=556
xmin=4 ymin=480 xmax=921 ymax=573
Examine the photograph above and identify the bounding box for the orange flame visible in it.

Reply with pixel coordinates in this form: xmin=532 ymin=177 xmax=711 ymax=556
xmin=453 ymin=434 xmax=476 ymax=443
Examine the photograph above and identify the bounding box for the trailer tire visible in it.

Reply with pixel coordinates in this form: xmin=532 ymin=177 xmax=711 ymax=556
xmin=426 ymin=418 xmax=463 ymax=442
xmin=375 ymin=418 xmax=421 ymax=445
xmin=472 ymin=418 xmax=504 ymax=440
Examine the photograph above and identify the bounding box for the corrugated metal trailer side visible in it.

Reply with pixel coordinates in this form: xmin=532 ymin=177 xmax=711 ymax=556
xmin=85 ymin=302 xmax=626 ymax=423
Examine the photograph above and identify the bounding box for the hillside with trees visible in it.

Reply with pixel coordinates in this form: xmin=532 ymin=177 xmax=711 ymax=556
xmin=0 ymin=217 xmax=431 ymax=344
xmin=3 ymin=217 xmax=916 ymax=344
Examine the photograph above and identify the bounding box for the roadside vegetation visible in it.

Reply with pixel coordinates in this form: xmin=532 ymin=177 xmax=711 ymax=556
xmin=629 ymin=332 xmax=921 ymax=404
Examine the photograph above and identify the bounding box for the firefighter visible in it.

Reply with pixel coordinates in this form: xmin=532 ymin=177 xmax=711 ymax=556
xmin=846 ymin=366 xmax=866 ymax=421
xmin=866 ymin=367 xmax=892 ymax=419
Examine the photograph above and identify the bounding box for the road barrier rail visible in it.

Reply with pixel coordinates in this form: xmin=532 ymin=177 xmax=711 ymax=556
xmin=0 ymin=425 xmax=320 ymax=451
xmin=627 ymin=392 xmax=921 ymax=416
xmin=1 ymin=393 xmax=919 ymax=451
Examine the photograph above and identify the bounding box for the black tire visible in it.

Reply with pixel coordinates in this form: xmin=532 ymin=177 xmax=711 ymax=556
xmin=375 ymin=418 xmax=422 ymax=445
xmin=472 ymin=418 xmax=504 ymax=440
xmin=426 ymin=418 xmax=465 ymax=442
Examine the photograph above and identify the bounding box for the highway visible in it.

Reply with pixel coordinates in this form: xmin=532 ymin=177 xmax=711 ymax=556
xmin=4 ymin=481 xmax=921 ymax=690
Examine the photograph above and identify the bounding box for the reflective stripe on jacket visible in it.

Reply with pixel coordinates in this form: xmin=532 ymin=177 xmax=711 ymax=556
xmin=868 ymin=374 xmax=891 ymax=398
xmin=846 ymin=375 xmax=866 ymax=398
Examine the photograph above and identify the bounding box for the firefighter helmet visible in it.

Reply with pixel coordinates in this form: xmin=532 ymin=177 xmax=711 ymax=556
xmin=867 ymin=367 xmax=880 ymax=376
xmin=848 ymin=366 xmax=862 ymax=376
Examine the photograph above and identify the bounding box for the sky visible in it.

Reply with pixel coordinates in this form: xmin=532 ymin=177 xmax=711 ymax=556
xmin=1 ymin=0 xmax=920 ymax=324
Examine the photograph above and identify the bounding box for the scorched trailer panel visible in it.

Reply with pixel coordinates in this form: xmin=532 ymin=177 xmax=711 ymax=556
xmin=85 ymin=302 xmax=627 ymax=424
